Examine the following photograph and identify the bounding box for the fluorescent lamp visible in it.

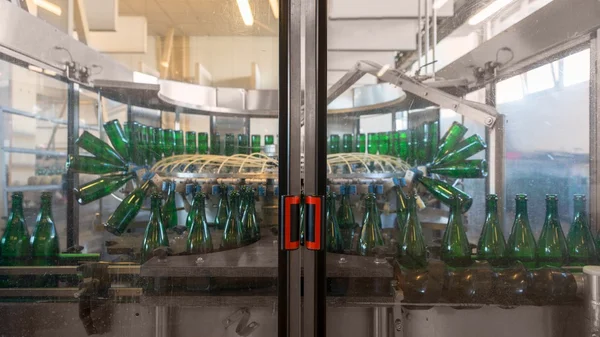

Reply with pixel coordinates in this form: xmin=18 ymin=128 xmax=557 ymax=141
xmin=34 ymin=0 xmax=62 ymax=16
xmin=468 ymin=0 xmax=515 ymax=25
xmin=28 ymin=65 xmax=43 ymax=73
xmin=433 ymin=0 xmax=448 ymax=10
xmin=43 ymin=69 xmax=57 ymax=76
xmin=269 ymin=0 xmax=279 ymax=19
xmin=160 ymin=61 xmax=169 ymax=68
xmin=236 ymin=0 xmax=254 ymax=26
xmin=377 ymin=64 xmax=391 ymax=77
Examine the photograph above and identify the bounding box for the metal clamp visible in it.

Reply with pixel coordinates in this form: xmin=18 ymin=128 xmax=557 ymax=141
xmin=279 ymin=195 xmax=301 ymax=251
xmin=304 ymin=195 xmax=325 ymax=251
xmin=223 ymin=308 xmax=260 ymax=337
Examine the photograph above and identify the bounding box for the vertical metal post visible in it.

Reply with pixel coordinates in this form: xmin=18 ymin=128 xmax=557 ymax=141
xmin=417 ymin=0 xmax=422 ymax=69
xmin=155 ymin=306 xmax=169 ymax=337
xmin=425 ymin=0 xmax=430 ymax=72
xmin=96 ymin=93 xmax=103 ymax=218
xmin=485 ymin=83 xmax=505 ymax=230
xmin=588 ymin=32 xmax=599 ymax=230
xmin=66 ymin=82 xmax=80 ymax=249
xmin=373 ymin=307 xmax=389 ymax=337
xmin=432 ymin=7 xmax=437 ymax=76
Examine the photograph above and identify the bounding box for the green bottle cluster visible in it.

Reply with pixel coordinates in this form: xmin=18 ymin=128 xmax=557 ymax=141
xmin=240 ymin=187 xmax=261 ymax=245
xmin=325 ymin=192 xmax=344 ymax=253
xmin=221 ymin=191 xmax=244 ymax=249
xmin=337 ymin=186 xmax=358 ymax=251
xmin=186 ymin=191 xmax=213 ymax=254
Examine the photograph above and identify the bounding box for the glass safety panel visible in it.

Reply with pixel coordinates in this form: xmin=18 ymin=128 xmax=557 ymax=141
xmin=0 ymin=0 xmax=282 ymax=336
xmin=322 ymin=0 xmax=595 ymax=336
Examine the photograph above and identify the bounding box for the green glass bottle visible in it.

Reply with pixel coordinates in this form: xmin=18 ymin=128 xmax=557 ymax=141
xmin=0 ymin=192 xmax=30 ymax=265
xmin=215 ymin=185 xmax=229 ymax=230
xmin=211 ymin=133 xmax=221 ymax=155
xmin=357 ymin=193 xmax=385 ymax=256
xmin=398 ymin=130 xmax=409 ymax=161
xmin=367 ymin=133 xmax=379 ymax=155
xmin=105 ymin=180 xmax=154 ymax=235
xmin=76 ymin=131 xmax=125 ymax=166
xmin=163 ymin=129 xmax=175 ymax=157
xmin=187 ymin=192 xmax=213 ymax=254
xmin=325 ymin=193 xmax=344 ymax=253
xmin=329 ymin=134 xmax=340 ymax=154
xmin=153 ymin=127 xmax=164 ymax=162
xmin=356 ymin=133 xmax=366 ymax=153
xmin=537 ymin=194 xmax=568 ymax=267
xmin=397 ymin=193 xmax=427 ymax=269
xmin=416 ymin=175 xmax=473 ymax=212
xmin=428 ymin=121 xmax=439 ymax=163
xmin=123 ymin=121 xmax=132 ymax=143
xmin=477 ymin=194 xmax=506 ymax=266
xmin=225 ymin=133 xmax=235 ymax=156
xmin=67 ymin=155 xmax=128 ymax=175
xmin=417 ymin=124 xmax=429 ymax=164
xmin=567 ymin=195 xmax=597 ymax=266
xmin=141 ymin=193 xmax=169 ymax=263
xmin=264 ymin=134 xmax=274 ymax=146
xmin=441 ymin=195 xmax=472 ymax=267
xmin=433 ymin=121 xmax=468 ymax=162
xmin=174 ymin=130 xmax=185 ymax=155
xmin=131 ymin=122 xmax=143 ymax=165
xmin=221 ymin=191 xmax=244 ymax=249
xmin=435 ymin=134 xmax=486 ymax=166
xmin=141 ymin=125 xmax=151 ymax=164
xmin=103 ymin=119 xmax=131 ymax=161
xmin=241 ymin=188 xmax=259 ymax=244
xmin=185 ymin=131 xmax=197 ymax=154
xmin=395 ymin=186 xmax=409 ymax=234
xmin=251 ymin=135 xmax=261 ymax=153
xmin=378 ymin=132 xmax=390 ymax=155
xmin=337 ymin=187 xmax=357 ymax=250
xmin=342 ymin=134 xmax=353 ymax=153
xmin=198 ymin=132 xmax=209 ymax=154
xmin=427 ymin=159 xmax=488 ymax=179
xmin=506 ymin=194 xmax=537 ymax=269
xmin=74 ymin=173 xmax=134 ymax=205
xmin=238 ymin=134 xmax=249 ymax=154
xmin=391 ymin=131 xmax=400 ymax=157
xmin=147 ymin=126 xmax=156 ymax=164
xmin=162 ymin=181 xmax=178 ymax=229
xmin=30 ymin=192 xmax=59 ymax=266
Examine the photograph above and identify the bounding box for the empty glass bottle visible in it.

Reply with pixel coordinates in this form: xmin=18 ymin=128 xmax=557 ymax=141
xmin=537 ymin=194 xmax=568 ymax=267
xmin=506 ymin=194 xmax=537 ymax=269
xmin=221 ymin=191 xmax=244 ymax=249
xmin=31 ymin=192 xmax=59 ymax=266
xmin=163 ymin=129 xmax=175 ymax=157
xmin=103 ymin=119 xmax=130 ymax=161
xmin=0 ymin=192 xmax=30 ymax=265
xmin=441 ymin=196 xmax=472 ymax=268
xmin=325 ymin=193 xmax=344 ymax=253
xmin=185 ymin=188 xmax=200 ymax=230
xmin=433 ymin=121 xmax=468 ymax=162
xmin=428 ymin=121 xmax=439 ymax=163
xmin=342 ymin=134 xmax=353 ymax=153
xmin=198 ymin=132 xmax=209 ymax=154
xmin=428 ymin=159 xmax=488 ymax=179
xmin=397 ymin=193 xmax=427 ymax=269
xmin=238 ymin=134 xmax=249 ymax=154
xmin=416 ymin=175 xmax=473 ymax=212
xmin=567 ymin=195 xmax=597 ymax=266
xmin=74 ymin=173 xmax=134 ymax=205
xmin=67 ymin=155 xmax=128 ymax=175
xmin=435 ymin=134 xmax=486 ymax=166
xmin=186 ymin=131 xmax=197 ymax=154
xmin=76 ymin=131 xmax=125 ymax=166
xmin=141 ymin=193 xmax=169 ymax=263
xmin=141 ymin=125 xmax=150 ymax=164
xmin=153 ymin=127 xmax=164 ymax=162
xmin=416 ymin=124 xmax=429 ymax=164
xmin=162 ymin=181 xmax=178 ymax=229
xmin=357 ymin=193 xmax=385 ymax=256
xmin=241 ymin=188 xmax=259 ymax=244
xmin=477 ymin=194 xmax=506 ymax=266
xmin=378 ymin=132 xmax=390 ymax=155
xmin=131 ymin=122 xmax=143 ymax=165
xmin=398 ymin=130 xmax=409 ymax=161
xmin=174 ymin=130 xmax=185 ymax=155
xmin=367 ymin=133 xmax=379 ymax=155
xmin=356 ymin=133 xmax=366 ymax=153
xmin=211 ymin=133 xmax=221 ymax=155
xmin=105 ymin=180 xmax=154 ymax=235
xmin=225 ymin=133 xmax=235 ymax=156
xmin=187 ymin=192 xmax=213 ymax=254
xmin=337 ymin=187 xmax=357 ymax=250
xmin=395 ymin=186 xmax=409 ymax=234
xmin=215 ymin=185 xmax=229 ymax=230
xmin=123 ymin=121 xmax=132 ymax=143
xmin=329 ymin=134 xmax=340 ymax=154
xmin=264 ymin=134 xmax=274 ymax=146
xmin=251 ymin=135 xmax=261 ymax=153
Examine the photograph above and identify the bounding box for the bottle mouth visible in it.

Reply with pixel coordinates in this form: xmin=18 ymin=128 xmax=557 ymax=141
xmin=545 ymin=194 xmax=558 ymax=201
xmin=574 ymin=194 xmax=586 ymax=201
xmin=515 ymin=193 xmax=527 ymax=201
xmin=486 ymin=194 xmax=498 ymax=201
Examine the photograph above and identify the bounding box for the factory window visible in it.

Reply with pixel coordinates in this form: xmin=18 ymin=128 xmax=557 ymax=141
xmin=563 ymin=49 xmax=590 ymax=87
xmin=524 ymin=64 xmax=555 ymax=94
xmin=496 ymin=75 xmax=524 ymax=104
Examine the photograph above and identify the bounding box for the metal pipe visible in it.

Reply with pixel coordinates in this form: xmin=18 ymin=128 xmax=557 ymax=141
xmin=155 ymin=306 xmax=169 ymax=337
xmin=66 ymin=82 xmax=80 ymax=249
xmin=584 ymin=266 xmax=600 ymax=335
xmin=373 ymin=307 xmax=389 ymax=337
xmin=433 ymin=7 xmax=438 ymax=76
xmin=2 ymin=147 xmax=67 ymax=157
xmin=425 ymin=0 xmax=430 ymax=73
xmin=417 ymin=0 xmax=422 ymax=69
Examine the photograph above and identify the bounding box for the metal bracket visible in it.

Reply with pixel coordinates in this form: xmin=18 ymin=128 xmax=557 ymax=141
xmin=222 ymin=308 xmax=260 ymax=337
xmin=326 ymin=60 xmax=499 ymax=129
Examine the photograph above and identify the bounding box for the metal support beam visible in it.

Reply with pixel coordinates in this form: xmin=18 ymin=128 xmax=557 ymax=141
xmin=485 ymin=83 xmax=505 ymax=230
xmin=590 ymin=31 xmax=600 ymax=232
xmin=66 ymin=83 xmax=80 ymax=249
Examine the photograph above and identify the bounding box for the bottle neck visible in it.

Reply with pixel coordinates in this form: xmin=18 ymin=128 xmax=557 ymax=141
xmin=485 ymin=199 xmax=498 ymax=220
xmin=11 ymin=197 xmax=24 ymax=216
xmin=150 ymin=197 xmax=162 ymax=212
xmin=545 ymin=199 xmax=559 ymax=219
xmin=515 ymin=199 xmax=528 ymax=216
xmin=39 ymin=198 xmax=53 ymax=219
xmin=574 ymin=199 xmax=586 ymax=222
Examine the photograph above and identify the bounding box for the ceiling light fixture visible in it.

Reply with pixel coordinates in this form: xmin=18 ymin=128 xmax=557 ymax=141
xmin=237 ymin=0 xmax=254 ymax=26
xmin=433 ymin=0 xmax=448 ymax=10
xmin=468 ymin=0 xmax=515 ymax=25
xmin=28 ymin=65 xmax=43 ymax=73
xmin=269 ymin=0 xmax=279 ymax=19
xmin=34 ymin=0 xmax=62 ymax=16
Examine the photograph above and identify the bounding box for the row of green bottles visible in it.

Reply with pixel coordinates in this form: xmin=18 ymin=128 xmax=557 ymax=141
xmin=0 ymin=192 xmax=59 ymax=266
xmin=186 ymin=192 xmax=213 ymax=254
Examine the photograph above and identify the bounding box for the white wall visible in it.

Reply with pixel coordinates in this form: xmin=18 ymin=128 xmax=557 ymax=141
xmin=105 ymin=35 xmax=158 ymax=74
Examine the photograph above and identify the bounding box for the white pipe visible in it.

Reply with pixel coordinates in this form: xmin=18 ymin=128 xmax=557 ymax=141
xmin=433 ymin=7 xmax=438 ymax=77
xmin=417 ymin=0 xmax=422 ymax=69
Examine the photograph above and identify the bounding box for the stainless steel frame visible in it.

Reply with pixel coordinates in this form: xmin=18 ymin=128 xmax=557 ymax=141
xmin=591 ymin=29 xmax=600 ymax=232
